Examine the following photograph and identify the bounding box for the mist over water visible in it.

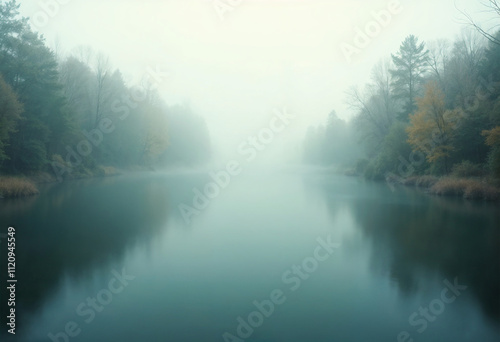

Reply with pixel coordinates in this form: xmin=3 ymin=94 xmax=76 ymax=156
xmin=0 ymin=171 xmax=499 ymax=342
xmin=1 ymin=1 xmax=500 ymax=342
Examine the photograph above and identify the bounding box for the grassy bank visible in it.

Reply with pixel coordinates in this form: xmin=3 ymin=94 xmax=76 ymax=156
xmin=388 ymin=174 xmax=500 ymax=201
xmin=0 ymin=177 xmax=39 ymax=198
xmin=430 ymin=177 xmax=499 ymax=200
xmin=0 ymin=165 xmax=121 ymax=199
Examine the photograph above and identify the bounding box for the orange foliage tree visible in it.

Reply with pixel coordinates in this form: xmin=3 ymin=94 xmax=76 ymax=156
xmin=406 ymin=82 xmax=465 ymax=173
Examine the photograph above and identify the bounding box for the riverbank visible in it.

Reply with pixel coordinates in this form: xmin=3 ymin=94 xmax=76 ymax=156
xmin=0 ymin=177 xmax=39 ymax=198
xmin=386 ymin=174 xmax=500 ymax=201
xmin=0 ymin=165 xmax=121 ymax=199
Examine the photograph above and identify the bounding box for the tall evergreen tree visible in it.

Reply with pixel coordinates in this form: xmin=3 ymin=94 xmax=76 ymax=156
xmin=0 ymin=73 xmax=22 ymax=165
xmin=390 ymin=35 xmax=429 ymax=120
xmin=0 ymin=0 xmax=73 ymax=171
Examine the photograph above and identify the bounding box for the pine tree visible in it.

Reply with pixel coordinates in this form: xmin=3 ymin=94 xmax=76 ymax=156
xmin=390 ymin=35 xmax=429 ymax=120
xmin=0 ymin=0 xmax=74 ymax=171
xmin=0 ymin=73 xmax=23 ymax=165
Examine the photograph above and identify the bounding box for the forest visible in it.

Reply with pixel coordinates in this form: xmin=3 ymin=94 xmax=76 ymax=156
xmin=2 ymin=0 xmax=500 ymax=201
xmin=304 ymin=30 xmax=500 ymax=199
xmin=0 ymin=1 xmax=499 ymax=342
xmin=0 ymin=0 xmax=211 ymax=195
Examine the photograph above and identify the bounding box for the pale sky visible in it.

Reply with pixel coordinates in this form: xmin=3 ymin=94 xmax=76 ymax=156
xmin=17 ymin=0 xmax=495 ymax=161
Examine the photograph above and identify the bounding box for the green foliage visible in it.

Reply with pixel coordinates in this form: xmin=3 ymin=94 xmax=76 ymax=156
xmin=0 ymin=1 xmax=211 ymax=175
xmin=451 ymin=161 xmax=484 ymax=177
xmin=481 ymin=31 xmax=500 ymax=101
xmin=347 ymin=31 xmax=500 ymax=183
xmin=361 ymin=122 xmax=418 ymax=180
xmin=0 ymin=73 xmax=22 ymax=164
xmin=363 ymin=158 xmax=385 ymax=181
xmin=406 ymin=82 xmax=466 ymax=173
xmin=486 ymin=146 xmax=500 ymax=179
xmin=482 ymin=126 xmax=500 ymax=178
xmin=390 ymin=35 xmax=429 ymax=119
xmin=451 ymin=105 xmax=492 ymax=165
xmin=379 ymin=122 xmax=414 ymax=172
xmin=0 ymin=0 xmax=73 ymax=171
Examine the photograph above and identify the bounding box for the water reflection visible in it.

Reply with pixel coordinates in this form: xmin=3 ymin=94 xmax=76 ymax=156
xmin=0 ymin=171 xmax=498 ymax=342
xmin=312 ymin=174 xmax=500 ymax=325
xmin=0 ymin=172 xmax=211 ymax=340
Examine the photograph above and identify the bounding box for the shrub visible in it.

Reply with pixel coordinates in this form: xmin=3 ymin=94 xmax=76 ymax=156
xmin=487 ymin=146 xmax=500 ymax=179
xmin=451 ymin=161 xmax=484 ymax=178
xmin=363 ymin=159 xmax=385 ymax=181
xmin=430 ymin=178 xmax=470 ymax=196
xmin=431 ymin=177 xmax=499 ymax=200
xmin=385 ymin=173 xmax=403 ymax=185
xmin=401 ymin=176 xmax=419 ymax=186
xmin=416 ymin=175 xmax=438 ymax=188
xmin=0 ymin=177 xmax=39 ymax=198
xmin=463 ymin=182 xmax=499 ymax=201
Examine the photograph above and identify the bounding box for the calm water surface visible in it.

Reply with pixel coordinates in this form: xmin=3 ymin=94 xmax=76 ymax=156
xmin=0 ymin=170 xmax=499 ymax=342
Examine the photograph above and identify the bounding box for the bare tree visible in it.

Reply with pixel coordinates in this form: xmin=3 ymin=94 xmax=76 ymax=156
xmin=427 ymin=39 xmax=451 ymax=88
xmin=346 ymin=85 xmax=390 ymax=152
xmin=453 ymin=29 xmax=486 ymax=70
xmin=447 ymin=29 xmax=486 ymax=108
xmin=73 ymin=45 xmax=93 ymax=65
xmin=458 ymin=0 xmax=500 ymax=45
xmin=94 ymin=53 xmax=110 ymax=128
xmin=68 ymin=47 xmax=120 ymax=128
xmin=59 ymin=56 xmax=92 ymax=125
xmin=370 ymin=59 xmax=397 ymax=128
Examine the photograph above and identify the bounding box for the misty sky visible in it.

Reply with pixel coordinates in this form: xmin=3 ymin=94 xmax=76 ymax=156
xmin=18 ymin=0 xmax=494 ymax=161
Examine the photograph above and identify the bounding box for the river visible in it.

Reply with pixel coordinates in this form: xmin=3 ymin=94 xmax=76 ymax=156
xmin=0 ymin=169 xmax=499 ymax=342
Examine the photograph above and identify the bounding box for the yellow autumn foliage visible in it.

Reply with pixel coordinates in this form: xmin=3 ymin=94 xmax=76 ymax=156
xmin=482 ymin=126 xmax=500 ymax=147
xmin=406 ymin=82 xmax=464 ymax=167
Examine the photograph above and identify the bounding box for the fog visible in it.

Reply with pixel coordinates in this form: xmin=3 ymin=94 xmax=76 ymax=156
xmin=16 ymin=0 xmax=492 ymax=164
xmin=2 ymin=2 xmax=500 ymax=341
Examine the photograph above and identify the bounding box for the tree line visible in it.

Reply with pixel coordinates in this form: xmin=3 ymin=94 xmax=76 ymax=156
xmin=0 ymin=0 xmax=211 ymax=181
xmin=304 ymin=29 xmax=500 ymax=182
